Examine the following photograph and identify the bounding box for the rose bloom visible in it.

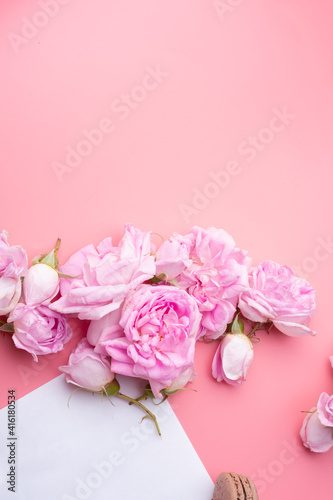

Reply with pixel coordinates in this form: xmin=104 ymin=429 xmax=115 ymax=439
xmin=8 ymin=303 xmax=72 ymax=361
xmin=155 ymin=226 xmax=250 ymax=340
xmin=87 ymin=307 xmax=123 ymax=347
xmin=0 ymin=230 xmax=27 ymax=315
xmin=93 ymin=284 xmax=201 ymax=398
xmin=50 ymin=225 xmax=156 ymax=320
xmin=300 ymin=406 xmax=333 ymax=453
xmin=238 ymin=261 xmax=316 ymax=337
xmin=24 ymin=263 xmax=59 ymax=306
xmin=317 ymin=392 xmax=333 ymax=427
xmin=212 ymin=333 xmax=254 ymax=385
xmin=59 ymin=338 xmax=114 ymax=392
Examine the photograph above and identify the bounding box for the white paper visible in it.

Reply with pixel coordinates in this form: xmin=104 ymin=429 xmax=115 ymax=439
xmin=0 ymin=375 xmax=213 ymax=500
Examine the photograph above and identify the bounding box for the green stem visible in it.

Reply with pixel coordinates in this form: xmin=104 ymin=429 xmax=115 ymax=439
xmin=248 ymin=322 xmax=261 ymax=339
xmin=128 ymin=393 xmax=148 ymax=405
xmin=54 ymin=238 xmax=61 ymax=257
xmin=116 ymin=392 xmax=161 ymax=436
xmin=266 ymin=322 xmax=274 ymax=333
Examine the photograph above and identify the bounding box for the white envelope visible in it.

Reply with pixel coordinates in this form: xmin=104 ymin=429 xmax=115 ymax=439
xmin=0 ymin=375 xmax=214 ymax=500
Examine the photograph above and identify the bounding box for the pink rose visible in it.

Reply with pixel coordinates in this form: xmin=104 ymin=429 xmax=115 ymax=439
xmin=155 ymin=235 xmax=192 ymax=280
xmin=239 ymin=261 xmax=316 ymax=337
xmin=23 ymin=263 xmax=59 ymax=306
xmin=164 ymin=366 xmax=196 ymax=394
xmin=50 ymin=225 xmax=156 ymax=320
xmin=87 ymin=308 xmax=123 ymax=348
xmin=8 ymin=303 xmax=72 ymax=361
xmin=59 ymin=338 xmax=114 ymax=392
xmin=94 ymin=284 xmax=201 ymax=398
xmin=330 ymin=356 xmax=333 ymax=369
xmin=300 ymin=408 xmax=333 ymax=453
xmin=212 ymin=333 xmax=254 ymax=385
xmin=156 ymin=227 xmax=250 ymax=340
xmin=317 ymin=392 xmax=333 ymax=427
xmin=0 ymin=230 xmax=28 ymax=315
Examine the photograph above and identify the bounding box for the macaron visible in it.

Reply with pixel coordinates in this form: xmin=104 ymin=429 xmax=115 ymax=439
xmin=212 ymin=472 xmax=259 ymax=500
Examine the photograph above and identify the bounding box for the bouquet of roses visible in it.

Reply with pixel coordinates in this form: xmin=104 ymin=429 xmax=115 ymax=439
xmin=0 ymin=232 xmax=72 ymax=360
xmin=1 ymin=225 xmax=317 ymax=435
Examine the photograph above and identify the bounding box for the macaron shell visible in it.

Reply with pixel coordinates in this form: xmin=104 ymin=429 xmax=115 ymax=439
xmin=213 ymin=472 xmax=245 ymax=500
xmin=230 ymin=473 xmax=246 ymax=500
xmin=239 ymin=474 xmax=259 ymax=500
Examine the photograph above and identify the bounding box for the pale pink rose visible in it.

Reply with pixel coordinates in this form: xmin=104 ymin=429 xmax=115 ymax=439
xmin=95 ymin=284 xmax=201 ymax=398
xmin=23 ymin=263 xmax=59 ymax=306
xmin=59 ymin=338 xmax=114 ymax=392
xmin=300 ymin=408 xmax=333 ymax=453
xmin=164 ymin=366 xmax=196 ymax=394
xmin=50 ymin=225 xmax=156 ymax=320
xmin=156 ymin=227 xmax=250 ymax=340
xmin=317 ymin=392 xmax=333 ymax=427
xmin=212 ymin=333 xmax=254 ymax=386
xmin=87 ymin=308 xmax=123 ymax=350
xmin=8 ymin=303 xmax=72 ymax=361
xmin=239 ymin=261 xmax=316 ymax=337
xmin=0 ymin=230 xmax=28 ymax=315
xmin=155 ymin=235 xmax=192 ymax=280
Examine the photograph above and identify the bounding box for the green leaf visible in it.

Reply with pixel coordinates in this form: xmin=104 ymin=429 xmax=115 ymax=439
xmin=40 ymin=249 xmax=57 ymax=269
xmin=57 ymin=272 xmax=82 ymax=279
xmin=162 ymin=387 xmax=196 ymax=396
xmin=142 ymin=383 xmax=155 ymax=399
xmin=231 ymin=314 xmax=244 ymax=334
xmin=31 ymin=253 xmax=45 ymax=265
xmin=0 ymin=323 xmax=15 ymax=333
xmin=105 ymin=378 xmax=120 ymax=396
xmin=37 ymin=238 xmax=62 ymax=270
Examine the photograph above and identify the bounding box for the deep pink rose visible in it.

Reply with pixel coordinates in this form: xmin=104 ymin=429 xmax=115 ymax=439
xmin=300 ymin=408 xmax=333 ymax=453
xmin=156 ymin=226 xmax=250 ymax=340
xmin=212 ymin=333 xmax=254 ymax=385
xmin=8 ymin=303 xmax=72 ymax=361
xmin=317 ymin=392 xmax=333 ymax=427
xmin=94 ymin=284 xmax=201 ymax=398
xmin=24 ymin=263 xmax=59 ymax=306
xmin=239 ymin=261 xmax=316 ymax=337
xmin=50 ymin=225 xmax=156 ymax=320
xmin=0 ymin=230 xmax=27 ymax=315
xmin=59 ymin=338 xmax=114 ymax=392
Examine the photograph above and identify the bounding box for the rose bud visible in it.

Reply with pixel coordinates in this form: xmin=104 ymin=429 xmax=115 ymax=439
xmin=59 ymin=338 xmax=114 ymax=392
xmin=212 ymin=333 xmax=254 ymax=386
xmin=23 ymin=263 xmax=59 ymax=306
xmin=300 ymin=407 xmax=333 ymax=453
xmin=164 ymin=366 xmax=196 ymax=395
xmin=317 ymin=392 xmax=333 ymax=427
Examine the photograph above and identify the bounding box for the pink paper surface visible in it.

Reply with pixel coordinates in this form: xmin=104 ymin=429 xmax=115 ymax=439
xmin=1 ymin=1 xmax=333 ymax=498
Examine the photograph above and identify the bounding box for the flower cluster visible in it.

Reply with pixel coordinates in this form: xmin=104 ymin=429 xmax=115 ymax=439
xmin=1 ymin=226 xmax=317 ymax=434
xmin=0 ymin=231 xmax=72 ymax=360
xmin=300 ymin=356 xmax=333 ymax=453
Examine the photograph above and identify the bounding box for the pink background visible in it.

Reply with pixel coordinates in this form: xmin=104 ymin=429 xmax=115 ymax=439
xmin=1 ymin=0 xmax=333 ymax=498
